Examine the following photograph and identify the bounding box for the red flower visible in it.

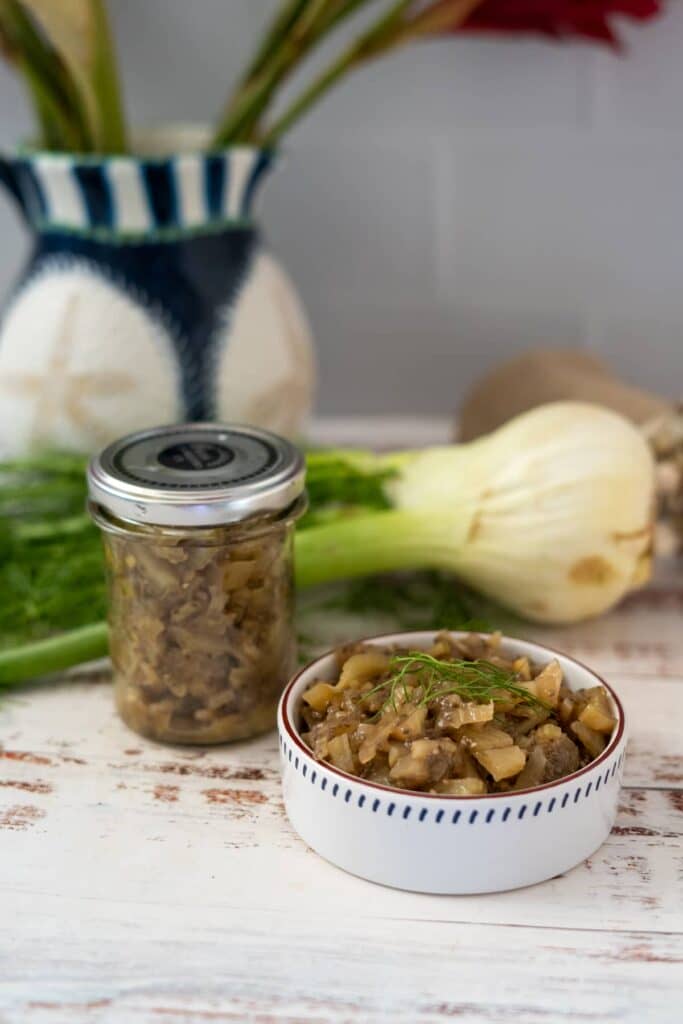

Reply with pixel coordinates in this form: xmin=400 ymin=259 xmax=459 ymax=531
xmin=461 ymin=0 xmax=662 ymax=46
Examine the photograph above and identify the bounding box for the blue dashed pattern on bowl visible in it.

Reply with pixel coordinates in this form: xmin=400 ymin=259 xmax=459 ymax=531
xmin=279 ymin=732 xmax=625 ymax=826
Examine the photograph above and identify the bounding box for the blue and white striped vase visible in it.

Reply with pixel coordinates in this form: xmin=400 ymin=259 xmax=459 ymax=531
xmin=0 ymin=128 xmax=315 ymax=456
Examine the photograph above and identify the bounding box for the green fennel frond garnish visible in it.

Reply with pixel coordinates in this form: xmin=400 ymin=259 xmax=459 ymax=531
xmin=364 ymin=651 xmax=550 ymax=715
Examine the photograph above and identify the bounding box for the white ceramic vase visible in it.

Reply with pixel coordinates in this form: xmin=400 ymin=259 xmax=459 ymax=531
xmin=0 ymin=126 xmax=315 ymax=456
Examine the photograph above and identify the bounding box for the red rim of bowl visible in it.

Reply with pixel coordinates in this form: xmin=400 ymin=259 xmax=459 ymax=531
xmin=279 ymin=630 xmax=626 ymax=801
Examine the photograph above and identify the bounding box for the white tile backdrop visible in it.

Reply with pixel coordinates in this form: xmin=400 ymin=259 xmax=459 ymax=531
xmin=0 ymin=0 xmax=681 ymax=414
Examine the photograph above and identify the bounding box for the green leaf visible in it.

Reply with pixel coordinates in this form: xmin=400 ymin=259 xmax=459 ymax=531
xmin=0 ymin=0 xmax=91 ymax=148
xmin=17 ymin=0 xmax=127 ymax=152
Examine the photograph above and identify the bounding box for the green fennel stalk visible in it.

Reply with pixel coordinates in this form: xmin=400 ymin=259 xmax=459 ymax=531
xmin=0 ymin=622 xmax=108 ymax=686
xmin=295 ymin=507 xmax=459 ymax=585
xmin=0 ymin=447 xmax=481 ymax=686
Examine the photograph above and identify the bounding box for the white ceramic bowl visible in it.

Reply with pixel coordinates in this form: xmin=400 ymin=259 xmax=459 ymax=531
xmin=278 ymin=631 xmax=627 ymax=894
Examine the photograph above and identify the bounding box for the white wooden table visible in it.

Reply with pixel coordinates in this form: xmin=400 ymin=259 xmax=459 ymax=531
xmin=1 ymin=419 xmax=682 ymax=1024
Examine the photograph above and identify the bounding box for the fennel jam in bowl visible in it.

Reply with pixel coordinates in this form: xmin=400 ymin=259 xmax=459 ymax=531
xmin=278 ymin=631 xmax=626 ymax=894
xmin=88 ymin=424 xmax=306 ymax=745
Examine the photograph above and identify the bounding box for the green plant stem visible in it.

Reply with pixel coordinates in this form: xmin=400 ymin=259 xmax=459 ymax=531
xmin=0 ymin=622 xmax=109 ymax=686
xmin=0 ymin=0 xmax=91 ymax=149
xmin=238 ymin=0 xmax=310 ymax=85
xmin=88 ymin=0 xmax=127 ymax=152
xmin=17 ymin=53 xmax=81 ymax=149
xmin=259 ymin=45 xmax=354 ymax=146
xmin=213 ymin=45 xmax=297 ymax=145
xmin=391 ymin=0 xmax=483 ymax=42
xmin=1 ymin=0 xmax=127 ymax=152
xmin=260 ymin=0 xmax=413 ymax=146
xmin=320 ymin=0 xmax=383 ymax=32
xmin=212 ymin=0 xmax=386 ymax=145
xmin=294 ymin=506 xmax=460 ymax=587
xmin=295 ymin=0 xmax=337 ymax=37
xmin=213 ymin=0 xmax=330 ymax=144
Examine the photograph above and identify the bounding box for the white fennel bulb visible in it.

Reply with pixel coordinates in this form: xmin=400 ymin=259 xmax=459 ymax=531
xmin=295 ymin=402 xmax=656 ymax=624
xmin=387 ymin=402 xmax=655 ymax=623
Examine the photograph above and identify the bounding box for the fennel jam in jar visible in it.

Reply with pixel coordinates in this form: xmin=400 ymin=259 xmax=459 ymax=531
xmin=88 ymin=424 xmax=306 ymax=745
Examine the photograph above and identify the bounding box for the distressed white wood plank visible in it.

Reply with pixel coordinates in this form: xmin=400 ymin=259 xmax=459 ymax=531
xmin=0 ymin=675 xmax=681 ymax=940
xmin=617 ymin=676 xmax=683 ymax=789
xmin=1 ymin=900 xmax=682 ymax=1024
xmin=0 ymin=776 xmax=680 ymax=936
xmin=531 ymin=582 xmax=683 ymax=679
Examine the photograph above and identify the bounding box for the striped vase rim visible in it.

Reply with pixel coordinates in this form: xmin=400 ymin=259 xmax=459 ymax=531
xmin=0 ymin=147 xmax=276 ymax=239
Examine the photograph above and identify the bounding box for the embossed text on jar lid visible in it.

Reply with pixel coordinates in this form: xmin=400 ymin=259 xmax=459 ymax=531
xmin=87 ymin=423 xmax=306 ymax=527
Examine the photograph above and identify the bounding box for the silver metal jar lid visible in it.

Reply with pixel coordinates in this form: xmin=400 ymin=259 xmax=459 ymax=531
xmin=88 ymin=423 xmax=306 ymax=527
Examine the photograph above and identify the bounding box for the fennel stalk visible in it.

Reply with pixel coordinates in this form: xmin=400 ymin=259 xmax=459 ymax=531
xmin=0 ymin=622 xmax=108 ymax=686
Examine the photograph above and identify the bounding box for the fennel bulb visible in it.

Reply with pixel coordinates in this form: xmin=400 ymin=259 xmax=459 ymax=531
xmin=295 ymin=403 xmax=655 ymax=624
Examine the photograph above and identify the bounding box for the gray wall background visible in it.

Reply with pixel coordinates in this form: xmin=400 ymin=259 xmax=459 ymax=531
xmin=1 ymin=0 xmax=681 ymax=415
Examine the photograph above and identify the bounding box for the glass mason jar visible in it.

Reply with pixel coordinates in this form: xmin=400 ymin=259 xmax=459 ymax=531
xmin=88 ymin=424 xmax=306 ymax=744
